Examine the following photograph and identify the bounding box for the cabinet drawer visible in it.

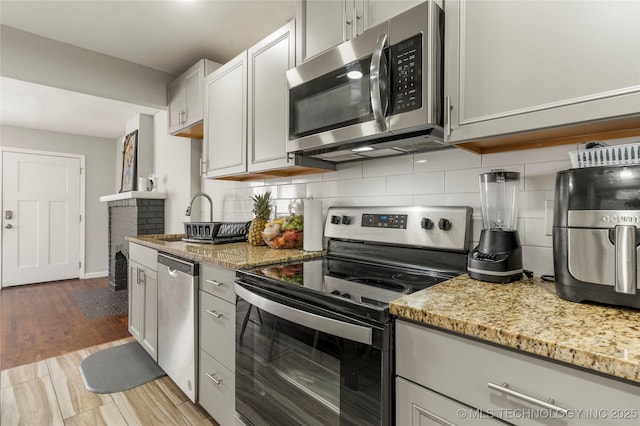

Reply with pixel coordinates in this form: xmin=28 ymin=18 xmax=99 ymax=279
xmin=198 ymin=349 xmax=235 ymax=426
xmin=396 ymin=320 xmax=640 ymax=426
xmin=129 ymin=243 xmax=157 ymax=271
xmin=199 ymin=291 xmax=235 ymax=371
xmin=396 ymin=377 xmax=505 ymax=426
xmin=200 ymin=263 xmax=236 ymax=303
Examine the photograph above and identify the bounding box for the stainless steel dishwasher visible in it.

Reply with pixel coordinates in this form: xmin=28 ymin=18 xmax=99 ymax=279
xmin=157 ymin=253 xmax=199 ymax=402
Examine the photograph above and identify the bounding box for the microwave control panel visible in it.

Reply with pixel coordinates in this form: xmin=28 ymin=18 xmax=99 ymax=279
xmin=390 ymin=34 xmax=422 ymax=115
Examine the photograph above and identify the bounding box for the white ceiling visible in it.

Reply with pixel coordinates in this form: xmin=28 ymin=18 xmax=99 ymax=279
xmin=0 ymin=0 xmax=297 ymax=139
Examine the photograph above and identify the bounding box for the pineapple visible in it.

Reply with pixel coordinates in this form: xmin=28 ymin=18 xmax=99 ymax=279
xmin=248 ymin=191 xmax=272 ymax=246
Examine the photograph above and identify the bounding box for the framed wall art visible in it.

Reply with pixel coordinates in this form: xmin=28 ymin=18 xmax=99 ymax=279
xmin=120 ymin=130 xmax=138 ymax=192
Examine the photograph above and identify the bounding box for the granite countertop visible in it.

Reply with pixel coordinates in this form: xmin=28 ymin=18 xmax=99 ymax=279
xmin=391 ymin=275 xmax=640 ymax=384
xmin=127 ymin=234 xmax=325 ymax=269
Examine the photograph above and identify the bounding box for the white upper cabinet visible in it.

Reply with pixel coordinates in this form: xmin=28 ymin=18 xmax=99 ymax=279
xmin=296 ymin=0 xmax=423 ymax=63
xmin=445 ymin=0 xmax=640 ymax=149
xmin=203 ymin=52 xmax=248 ymax=177
xmin=167 ymin=59 xmax=220 ymax=138
xmin=248 ymin=21 xmax=296 ymax=173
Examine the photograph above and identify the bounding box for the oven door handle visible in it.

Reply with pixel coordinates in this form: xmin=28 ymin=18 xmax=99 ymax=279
xmin=235 ymin=283 xmax=373 ymax=345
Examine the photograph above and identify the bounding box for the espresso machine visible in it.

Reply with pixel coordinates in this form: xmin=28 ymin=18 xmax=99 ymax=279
xmin=467 ymin=170 xmax=523 ymax=283
xmin=553 ymin=166 xmax=640 ymax=309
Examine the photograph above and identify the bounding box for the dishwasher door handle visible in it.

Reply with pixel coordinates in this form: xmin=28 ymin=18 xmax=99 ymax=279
xmin=167 ymin=267 xmax=180 ymax=278
xmin=235 ymin=283 xmax=372 ymax=345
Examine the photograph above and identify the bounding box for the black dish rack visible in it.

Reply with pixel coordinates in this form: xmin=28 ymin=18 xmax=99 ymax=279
xmin=182 ymin=221 xmax=251 ymax=244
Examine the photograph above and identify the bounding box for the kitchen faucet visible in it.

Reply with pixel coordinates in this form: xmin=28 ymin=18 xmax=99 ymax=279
xmin=185 ymin=192 xmax=213 ymax=222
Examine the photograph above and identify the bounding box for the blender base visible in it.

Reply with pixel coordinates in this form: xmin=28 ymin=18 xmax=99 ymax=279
xmin=467 ymin=230 xmax=523 ymax=284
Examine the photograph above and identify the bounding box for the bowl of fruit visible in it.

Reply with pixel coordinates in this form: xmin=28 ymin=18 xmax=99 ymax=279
xmin=262 ymin=214 xmax=304 ymax=249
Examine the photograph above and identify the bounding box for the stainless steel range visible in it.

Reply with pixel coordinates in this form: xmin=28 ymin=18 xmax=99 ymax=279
xmin=235 ymin=206 xmax=472 ymax=426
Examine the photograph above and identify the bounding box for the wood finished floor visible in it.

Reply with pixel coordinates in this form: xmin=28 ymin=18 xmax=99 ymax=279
xmin=1 ymin=278 xmax=219 ymax=425
xmin=1 ymin=278 xmax=130 ymax=371
xmin=1 ymin=338 xmax=218 ymax=425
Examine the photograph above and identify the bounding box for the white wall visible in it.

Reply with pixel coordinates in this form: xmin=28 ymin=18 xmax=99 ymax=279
xmin=153 ymin=111 xmax=202 ymax=234
xmin=0 ymin=25 xmax=174 ymax=109
xmin=0 ymin=125 xmax=116 ymax=274
xmin=197 ymin=143 xmax=583 ymax=275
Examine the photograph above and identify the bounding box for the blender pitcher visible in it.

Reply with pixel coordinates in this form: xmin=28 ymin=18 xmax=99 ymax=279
xmin=468 ymin=170 xmax=523 ymax=283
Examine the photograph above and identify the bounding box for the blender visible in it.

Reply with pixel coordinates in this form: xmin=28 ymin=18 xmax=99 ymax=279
xmin=467 ymin=170 xmax=523 ymax=283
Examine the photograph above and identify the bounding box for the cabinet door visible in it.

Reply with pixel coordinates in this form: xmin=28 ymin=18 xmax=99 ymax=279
xmin=167 ymin=80 xmax=186 ymax=134
xmin=204 ymin=51 xmax=248 ymax=177
xmin=445 ymin=0 xmax=640 ymax=143
xmin=128 ymin=260 xmax=143 ymax=343
xmin=183 ymin=63 xmax=204 ymax=128
xmin=248 ymin=21 xmax=295 ymax=173
xmin=396 ymin=377 xmax=504 ymax=426
xmin=141 ymin=267 xmax=157 ymax=361
xmin=298 ymin=0 xmax=347 ymax=62
xmin=364 ymin=0 xmax=423 ymax=31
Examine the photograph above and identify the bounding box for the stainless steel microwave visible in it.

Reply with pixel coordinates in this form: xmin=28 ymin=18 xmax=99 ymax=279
xmin=286 ymin=1 xmax=445 ymax=162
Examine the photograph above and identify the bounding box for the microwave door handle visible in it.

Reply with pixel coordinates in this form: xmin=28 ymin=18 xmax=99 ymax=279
xmin=370 ymin=33 xmax=389 ymax=132
xmin=235 ymin=283 xmax=373 ymax=345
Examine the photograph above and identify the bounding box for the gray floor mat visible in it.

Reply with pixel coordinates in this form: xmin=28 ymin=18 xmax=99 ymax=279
xmin=71 ymin=287 xmax=127 ymax=319
xmin=79 ymin=341 xmax=165 ymax=393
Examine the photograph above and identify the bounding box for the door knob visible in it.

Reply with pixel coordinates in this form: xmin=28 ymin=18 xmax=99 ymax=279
xmin=5 ymin=224 xmax=12 ymax=229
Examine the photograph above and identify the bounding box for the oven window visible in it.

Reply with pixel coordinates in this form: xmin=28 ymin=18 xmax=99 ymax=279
xmin=236 ymin=297 xmax=384 ymax=426
xmin=289 ymin=56 xmax=373 ymax=139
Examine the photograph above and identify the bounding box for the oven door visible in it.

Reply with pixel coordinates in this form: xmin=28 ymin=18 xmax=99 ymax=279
xmin=235 ymin=281 xmax=392 ymax=426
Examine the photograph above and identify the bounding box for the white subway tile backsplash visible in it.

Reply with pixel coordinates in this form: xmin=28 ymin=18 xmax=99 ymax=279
xmin=444 ymin=168 xmax=484 ymax=193
xmin=363 ymin=155 xmax=414 ymax=177
xmin=523 ymin=218 xmax=553 ymax=247
xmin=307 ymin=181 xmax=341 ymax=198
xmin=322 ymin=161 xmax=363 ymax=181
xmin=323 ymin=195 xmax=414 ymax=208
xmin=292 ymin=173 xmax=325 ymax=184
xmin=387 ymin=172 xmax=444 ymax=195
xmin=414 ymin=148 xmax=481 ymax=172
xmin=414 ymin=193 xmax=481 ymax=211
xmin=524 ymin=160 xmax=570 ymax=191
xmin=200 ymin=143 xmax=576 ymax=275
xmin=341 ymin=177 xmax=386 ymax=197
xmin=278 ymin=184 xmax=307 ymax=199
xmin=522 ymin=246 xmax=554 ymax=275
xmin=520 ymin=190 xmax=555 ymax=219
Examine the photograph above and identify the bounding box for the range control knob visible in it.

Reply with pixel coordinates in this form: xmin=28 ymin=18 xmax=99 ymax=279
xmin=438 ymin=218 xmax=452 ymax=231
xmin=421 ymin=218 xmax=434 ymax=230
xmin=331 ymin=215 xmax=341 ymax=224
xmin=341 ymin=215 xmax=352 ymax=225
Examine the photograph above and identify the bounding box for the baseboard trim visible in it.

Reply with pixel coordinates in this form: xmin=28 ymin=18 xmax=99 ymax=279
xmin=83 ymin=271 xmax=108 ymax=279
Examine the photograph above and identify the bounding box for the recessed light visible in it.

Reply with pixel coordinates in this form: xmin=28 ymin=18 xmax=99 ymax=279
xmin=347 ymin=70 xmax=363 ymax=80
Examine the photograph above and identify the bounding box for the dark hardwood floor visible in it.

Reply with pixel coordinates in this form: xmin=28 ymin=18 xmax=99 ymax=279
xmin=0 ymin=277 xmax=130 ymax=371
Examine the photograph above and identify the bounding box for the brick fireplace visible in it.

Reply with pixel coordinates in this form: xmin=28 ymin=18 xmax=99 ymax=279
xmin=107 ymin=197 xmax=164 ymax=291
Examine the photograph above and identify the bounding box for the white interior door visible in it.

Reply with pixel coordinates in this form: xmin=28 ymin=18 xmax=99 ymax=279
xmin=2 ymin=151 xmax=81 ymax=287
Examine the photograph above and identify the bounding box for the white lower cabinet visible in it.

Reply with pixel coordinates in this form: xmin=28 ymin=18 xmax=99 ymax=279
xmin=396 ymin=377 xmax=505 ymax=425
xmin=396 ymin=320 xmax=640 ymax=426
xmin=197 ymin=263 xmax=236 ymax=425
xmin=199 ymin=349 xmax=235 ymax=426
xmin=128 ymin=243 xmax=158 ymax=361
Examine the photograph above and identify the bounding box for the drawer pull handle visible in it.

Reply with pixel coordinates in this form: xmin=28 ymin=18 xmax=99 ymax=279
xmin=205 ymin=279 xmax=223 ymax=287
xmin=206 ymin=372 xmax=222 ymax=385
xmin=488 ymin=382 xmax=569 ymax=415
xmin=206 ymin=309 xmax=223 ymax=319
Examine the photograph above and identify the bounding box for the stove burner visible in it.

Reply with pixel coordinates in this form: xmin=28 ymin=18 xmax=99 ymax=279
xmin=392 ymin=272 xmax=440 ymax=287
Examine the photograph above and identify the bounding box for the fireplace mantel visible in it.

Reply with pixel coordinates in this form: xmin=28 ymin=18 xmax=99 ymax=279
xmin=99 ymin=191 xmax=167 ymax=202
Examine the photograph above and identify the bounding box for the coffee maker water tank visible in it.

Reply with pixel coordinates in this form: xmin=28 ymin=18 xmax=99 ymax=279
xmin=553 ymin=165 xmax=640 ymax=309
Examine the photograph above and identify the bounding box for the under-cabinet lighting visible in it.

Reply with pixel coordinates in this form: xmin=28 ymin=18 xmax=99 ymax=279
xmin=347 ymin=70 xmax=363 ymax=80
xmin=352 ymin=146 xmax=374 ymax=152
